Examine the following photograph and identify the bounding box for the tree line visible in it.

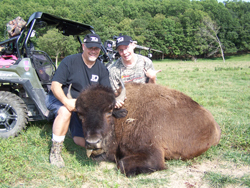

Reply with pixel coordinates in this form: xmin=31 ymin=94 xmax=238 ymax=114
xmin=0 ymin=0 xmax=249 ymax=60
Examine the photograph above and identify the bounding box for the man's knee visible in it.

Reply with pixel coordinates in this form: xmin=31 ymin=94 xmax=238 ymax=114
xmin=57 ymin=106 xmax=72 ymax=119
xmin=73 ymin=136 xmax=85 ymax=148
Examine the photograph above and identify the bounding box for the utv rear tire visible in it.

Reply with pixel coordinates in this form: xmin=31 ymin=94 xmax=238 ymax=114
xmin=0 ymin=91 xmax=28 ymax=138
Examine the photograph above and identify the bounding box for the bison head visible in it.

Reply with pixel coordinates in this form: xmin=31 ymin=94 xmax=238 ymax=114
xmin=75 ymin=84 xmax=127 ymax=158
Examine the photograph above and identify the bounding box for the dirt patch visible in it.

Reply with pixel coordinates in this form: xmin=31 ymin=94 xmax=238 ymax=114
xmin=81 ymin=158 xmax=249 ymax=187
xmin=163 ymin=160 xmax=249 ymax=188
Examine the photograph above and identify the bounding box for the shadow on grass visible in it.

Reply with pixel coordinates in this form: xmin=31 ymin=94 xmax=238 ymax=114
xmin=36 ymin=120 xmax=98 ymax=167
xmin=64 ymin=137 xmax=94 ymax=165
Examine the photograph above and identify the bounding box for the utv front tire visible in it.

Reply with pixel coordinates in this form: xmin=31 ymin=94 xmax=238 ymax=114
xmin=0 ymin=91 xmax=28 ymax=138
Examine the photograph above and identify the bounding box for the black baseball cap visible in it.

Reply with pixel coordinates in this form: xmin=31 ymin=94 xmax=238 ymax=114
xmin=83 ymin=34 xmax=102 ymax=49
xmin=116 ymin=35 xmax=133 ymax=49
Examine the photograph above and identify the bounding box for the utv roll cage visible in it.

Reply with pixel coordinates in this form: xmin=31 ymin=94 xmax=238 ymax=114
xmin=0 ymin=12 xmax=110 ymax=60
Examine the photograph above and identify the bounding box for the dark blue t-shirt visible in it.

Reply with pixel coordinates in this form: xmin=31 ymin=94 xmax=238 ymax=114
xmin=52 ymin=53 xmax=111 ymax=98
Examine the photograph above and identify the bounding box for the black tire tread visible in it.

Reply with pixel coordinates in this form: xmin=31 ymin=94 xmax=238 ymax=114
xmin=0 ymin=91 xmax=28 ymax=138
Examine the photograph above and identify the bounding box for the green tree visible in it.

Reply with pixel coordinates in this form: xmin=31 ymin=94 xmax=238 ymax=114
xmin=0 ymin=0 xmax=250 ymax=59
xmin=147 ymin=14 xmax=171 ymax=55
xmin=117 ymin=18 xmax=134 ymax=36
xmin=225 ymin=1 xmax=250 ymax=52
xmin=200 ymin=0 xmax=239 ymax=54
xmin=197 ymin=16 xmax=225 ymax=62
xmin=37 ymin=29 xmax=79 ymax=67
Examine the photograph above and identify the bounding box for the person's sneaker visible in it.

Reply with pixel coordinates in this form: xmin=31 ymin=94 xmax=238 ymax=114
xmin=50 ymin=139 xmax=65 ymax=168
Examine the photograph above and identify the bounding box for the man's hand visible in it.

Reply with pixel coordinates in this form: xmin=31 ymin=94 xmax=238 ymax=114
xmin=65 ymin=98 xmax=77 ymax=112
xmin=51 ymin=81 xmax=77 ymax=112
xmin=115 ymin=99 xmax=125 ymax=109
xmin=144 ymin=68 xmax=162 ymax=83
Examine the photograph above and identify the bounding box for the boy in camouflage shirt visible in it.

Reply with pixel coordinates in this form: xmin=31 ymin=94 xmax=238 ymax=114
xmin=108 ymin=35 xmax=161 ymax=108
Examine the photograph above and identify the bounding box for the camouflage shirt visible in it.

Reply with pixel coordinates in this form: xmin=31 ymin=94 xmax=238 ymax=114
xmin=108 ymin=54 xmax=155 ymax=92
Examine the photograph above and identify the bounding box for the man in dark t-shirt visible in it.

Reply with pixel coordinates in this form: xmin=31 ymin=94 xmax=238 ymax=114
xmin=46 ymin=34 xmax=111 ymax=168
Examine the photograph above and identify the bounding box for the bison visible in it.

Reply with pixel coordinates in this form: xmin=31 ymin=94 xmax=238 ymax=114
xmin=75 ymin=82 xmax=221 ymax=176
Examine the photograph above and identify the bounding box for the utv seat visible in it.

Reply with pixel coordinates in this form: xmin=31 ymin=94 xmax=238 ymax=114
xmin=30 ymin=50 xmax=56 ymax=91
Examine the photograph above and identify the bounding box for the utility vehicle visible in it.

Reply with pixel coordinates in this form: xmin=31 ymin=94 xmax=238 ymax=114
xmin=0 ymin=12 xmax=111 ymax=138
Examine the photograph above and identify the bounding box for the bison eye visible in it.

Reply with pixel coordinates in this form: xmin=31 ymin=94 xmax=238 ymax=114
xmin=106 ymin=110 xmax=113 ymax=117
xmin=108 ymin=104 xmax=114 ymax=110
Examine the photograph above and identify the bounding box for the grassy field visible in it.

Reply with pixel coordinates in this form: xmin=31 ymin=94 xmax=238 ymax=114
xmin=0 ymin=54 xmax=249 ymax=187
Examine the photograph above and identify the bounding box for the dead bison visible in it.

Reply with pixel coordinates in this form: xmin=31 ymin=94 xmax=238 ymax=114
xmin=75 ymin=82 xmax=221 ymax=176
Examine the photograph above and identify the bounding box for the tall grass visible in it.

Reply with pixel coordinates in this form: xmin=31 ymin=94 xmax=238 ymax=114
xmin=0 ymin=55 xmax=249 ymax=187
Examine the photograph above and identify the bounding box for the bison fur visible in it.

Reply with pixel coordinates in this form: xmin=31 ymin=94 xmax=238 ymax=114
xmin=75 ymin=83 xmax=221 ymax=176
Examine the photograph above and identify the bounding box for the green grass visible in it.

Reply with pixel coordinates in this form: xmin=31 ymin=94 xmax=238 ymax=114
xmin=0 ymin=55 xmax=249 ymax=187
xmin=204 ymin=172 xmax=250 ymax=188
xmin=154 ymin=55 xmax=250 ymax=155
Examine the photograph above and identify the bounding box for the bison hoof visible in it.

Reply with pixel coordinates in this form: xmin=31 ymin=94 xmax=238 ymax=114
xmin=118 ymin=160 xmax=157 ymax=177
xmin=112 ymin=108 xmax=128 ymax=118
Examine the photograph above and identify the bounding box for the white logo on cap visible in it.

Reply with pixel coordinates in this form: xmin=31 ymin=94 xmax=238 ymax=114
xmin=117 ymin=37 xmax=124 ymax=43
xmin=91 ymin=37 xmax=98 ymax=42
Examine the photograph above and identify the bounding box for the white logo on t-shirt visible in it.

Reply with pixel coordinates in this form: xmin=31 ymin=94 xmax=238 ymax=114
xmin=90 ymin=75 xmax=99 ymax=82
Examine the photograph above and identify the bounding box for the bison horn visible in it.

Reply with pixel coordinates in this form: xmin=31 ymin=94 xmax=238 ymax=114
xmin=86 ymin=148 xmax=105 ymax=158
xmin=67 ymin=83 xmax=73 ymax=99
xmin=86 ymin=149 xmax=93 ymax=158
xmin=115 ymin=79 xmax=126 ymax=102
